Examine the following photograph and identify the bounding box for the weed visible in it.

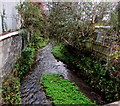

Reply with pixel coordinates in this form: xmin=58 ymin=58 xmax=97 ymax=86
xmin=40 ymin=74 xmax=96 ymax=105
xmin=2 ymin=74 xmax=21 ymax=104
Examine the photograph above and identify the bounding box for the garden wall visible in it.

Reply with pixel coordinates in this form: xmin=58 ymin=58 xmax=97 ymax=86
xmin=0 ymin=31 xmax=22 ymax=84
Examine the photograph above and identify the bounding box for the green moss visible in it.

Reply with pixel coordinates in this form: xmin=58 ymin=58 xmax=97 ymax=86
xmin=40 ymin=74 xmax=96 ymax=105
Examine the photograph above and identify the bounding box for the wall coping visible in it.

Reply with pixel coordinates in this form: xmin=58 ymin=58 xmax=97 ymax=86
xmin=0 ymin=31 xmax=20 ymax=41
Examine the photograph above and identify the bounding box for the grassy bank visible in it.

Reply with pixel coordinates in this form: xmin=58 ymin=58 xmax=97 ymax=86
xmin=51 ymin=43 xmax=119 ymax=103
xmin=40 ymin=74 xmax=96 ymax=105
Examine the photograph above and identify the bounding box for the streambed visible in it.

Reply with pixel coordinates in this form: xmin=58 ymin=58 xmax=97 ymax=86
xmin=20 ymin=44 xmax=105 ymax=105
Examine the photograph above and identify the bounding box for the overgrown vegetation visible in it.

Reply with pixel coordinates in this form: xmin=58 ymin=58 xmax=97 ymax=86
xmin=1 ymin=1 xmax=119 ymax=105
xmin=15 ymin=47 xmax=35 ymax=78
xmin=2 ymin=2 xmax=48 ymax=104
xmin=51 ymin=43 xmax=120 ymax=103
xmin=40 ymin=74 xmax=96 ymax=105
xmin=2 ymin=74 xmax=21 ymax=104
xmin=2 ymin=34 xmax=48 ymax=104
xmin=17 ymin=2 xmax=44 ymax=30
xmin=47 ymin=2 xmax=118 ymax=49
xmin=15 ymin=30 xmax=49 ymax=78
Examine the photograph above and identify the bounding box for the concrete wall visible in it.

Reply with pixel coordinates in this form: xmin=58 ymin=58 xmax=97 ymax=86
xmin=0 ymin=31 xmax=22 ymax=82
xmin=0 ymin=1 xmax=21 ymax=34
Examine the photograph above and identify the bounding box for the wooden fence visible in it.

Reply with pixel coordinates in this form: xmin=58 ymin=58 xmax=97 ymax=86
xmin=85 ymin=40 xmax=120 ymax=61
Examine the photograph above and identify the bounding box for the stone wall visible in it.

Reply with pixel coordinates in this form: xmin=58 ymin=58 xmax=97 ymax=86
xmin=0 ymin=31 xmax=22 ymax=83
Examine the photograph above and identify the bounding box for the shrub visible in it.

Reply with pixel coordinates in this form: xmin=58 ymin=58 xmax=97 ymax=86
xmin=17 ymin=2 xmax=44 ymax=29
xmin=28 ymin=30 xmax=49 ymax=50
xmin=15 ymin=47 xmax=35 ymax=78
xmin=77 ymin=57 xmax=120 ymax=102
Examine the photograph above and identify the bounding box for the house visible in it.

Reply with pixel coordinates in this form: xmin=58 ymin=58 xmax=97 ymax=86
xmin=0 ymin=1 xmax=22 ymax=35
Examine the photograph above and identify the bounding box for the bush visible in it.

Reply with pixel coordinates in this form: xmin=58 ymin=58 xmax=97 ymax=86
xmin=77 ymin=57 xmax=119 ymax=102
xmin=28 ymin=30 xmax=49 ymax=50
xmin=15 ymin=47 xmax=35 ymax=78
xmin=17 ymin=2 xmax=44 ymax=29
xmin=40 ymin=74 xmax=96 ymax=105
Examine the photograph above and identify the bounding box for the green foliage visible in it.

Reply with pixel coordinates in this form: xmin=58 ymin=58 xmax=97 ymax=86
xmin=15 ymin=29 xmax=49 ymax=78
xmin=40 ymin=74 xmax=96 ymax=105
xmin=17 ymin=2 xmax=44 ymax=29
xmin=51 ymin=44 xmax=120 ymax=103
xmin=47 ymin=3 xmax=86 ymax=47
xmin=15 ymin=47 xmax=35 ymax=78
xmin=47 ymin=2 xmax=118 ymax=50
xmin=28 ymin=30 xmax=49 ymax=50
xmin=51 ymin=44 xmax=65 ymax=60
xmin=76 ymin=57 xmax=119 ymax=102
xmin=2 ymin=74 xmax=21 ymax=104
xmin=51 ymin=43 xmax=77 ymax=67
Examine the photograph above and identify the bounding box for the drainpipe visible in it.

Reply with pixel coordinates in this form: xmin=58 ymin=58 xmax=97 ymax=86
xmin=1 ymin=7 xmax=6 ymax=33
xmin=1 ymin=10 xmax=4 ymax=33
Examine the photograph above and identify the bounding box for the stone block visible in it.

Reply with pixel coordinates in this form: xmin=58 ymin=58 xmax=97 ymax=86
xmin=0 ymin=69 xmax=3 ymax=83
xmin=2 ymin=52 xmax=9 ymax=63
xmin=3 ymin=63 xmax=12 ymax=77
xmin=0 ymin=68 xmax=2 ymax=76
xmin=3 ymin=39 xmax=7 ymax=45
xmin=0 ymin=41 xmax=3 ymax=47
xmin=2 ymin=43 xmax=10 ymax=53
xmin=0 ymin=46 xmax=2 ymax=54
xmin=0 ymin=54 xmax=3 ymax=69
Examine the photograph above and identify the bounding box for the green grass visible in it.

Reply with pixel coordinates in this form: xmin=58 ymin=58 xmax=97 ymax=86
xmin=40 ymin=74 xmax=96 ymax=105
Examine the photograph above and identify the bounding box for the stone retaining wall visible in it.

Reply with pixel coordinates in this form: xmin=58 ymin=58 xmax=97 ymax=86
xmin=0 ymin=31 xmax=22 ymax=83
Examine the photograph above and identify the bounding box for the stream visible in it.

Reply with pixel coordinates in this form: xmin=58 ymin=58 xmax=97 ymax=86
xmin=20 ymin=44 xmax=106 ymax=105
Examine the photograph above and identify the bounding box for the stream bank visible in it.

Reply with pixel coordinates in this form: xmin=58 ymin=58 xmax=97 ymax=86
xmin=20 ymin=44 xmax=105 ymax=105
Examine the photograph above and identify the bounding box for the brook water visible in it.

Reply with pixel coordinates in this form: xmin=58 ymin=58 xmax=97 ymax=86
xmin=20 ymin=44 xmax=106 ymax=105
